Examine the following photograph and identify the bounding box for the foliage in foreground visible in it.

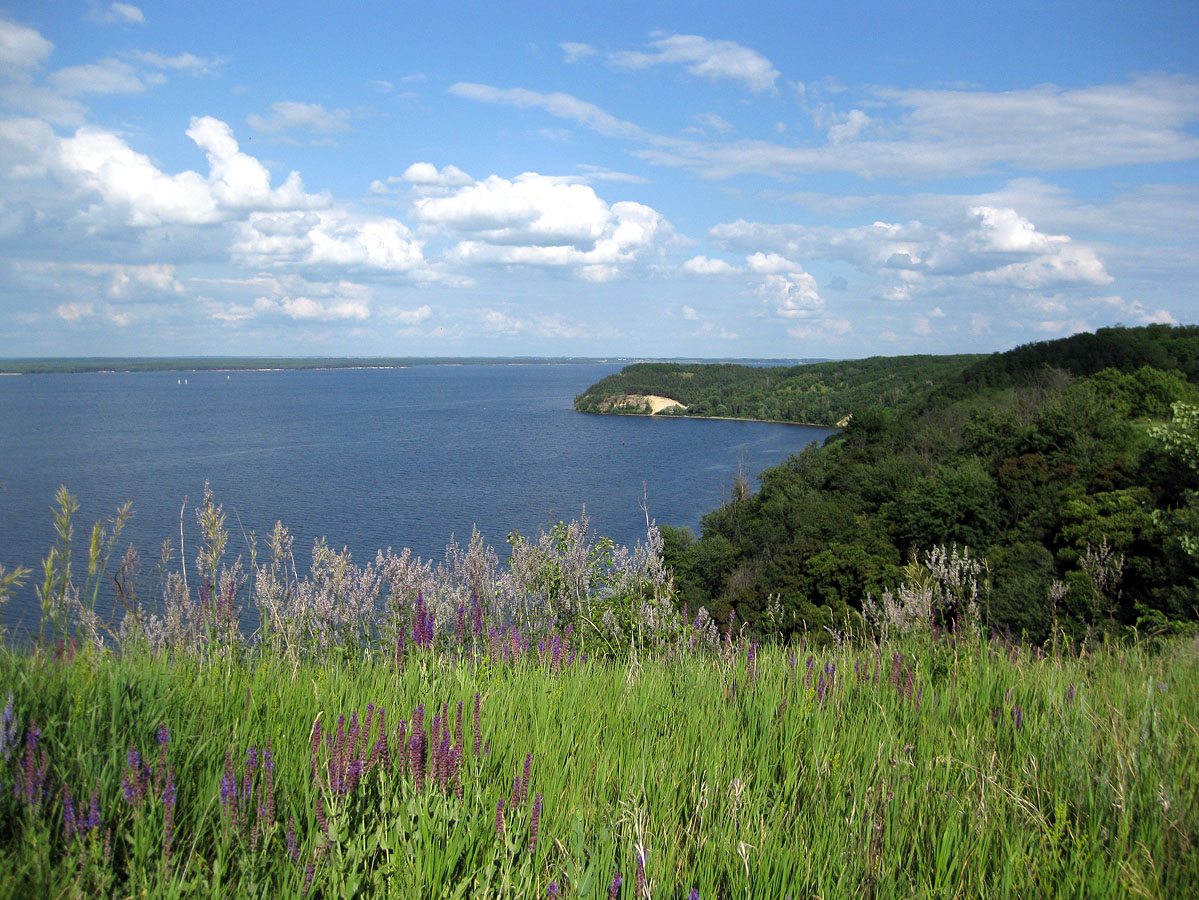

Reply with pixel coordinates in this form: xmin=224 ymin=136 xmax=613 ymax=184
xmin=1 ymin=631 xmax=1196 ymax=899
xmin=665 ymin=325 xmax=1199 ymax=642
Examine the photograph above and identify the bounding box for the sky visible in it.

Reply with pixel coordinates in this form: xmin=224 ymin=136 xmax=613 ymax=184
xmin=0 ymin=1 xmax=1196 ymax=359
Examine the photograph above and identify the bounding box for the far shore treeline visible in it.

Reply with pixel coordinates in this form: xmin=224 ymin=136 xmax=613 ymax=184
xmin=573 ymin=354 xmax=986 ymax=426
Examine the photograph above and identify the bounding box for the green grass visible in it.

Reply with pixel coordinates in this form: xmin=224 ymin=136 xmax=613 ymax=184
xmin=1 ymin=634 xmax=1195 ymax=899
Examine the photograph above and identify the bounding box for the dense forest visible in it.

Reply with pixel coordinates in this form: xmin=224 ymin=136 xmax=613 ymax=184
xmin=660 ymin=324 xmax=1199 ymax=642
xmin=574 ymin=355 xmax=985 ymax=425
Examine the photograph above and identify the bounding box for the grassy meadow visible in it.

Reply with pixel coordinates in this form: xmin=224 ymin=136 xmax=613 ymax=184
xmin=0 ymin=485 xmax=1197 ymax=898
xmin=2 ymin=632 xmax=1196 ymax=898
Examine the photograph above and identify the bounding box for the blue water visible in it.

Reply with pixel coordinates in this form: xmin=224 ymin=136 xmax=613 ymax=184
xmin=0 ymin=364 xmax=834 ymax=632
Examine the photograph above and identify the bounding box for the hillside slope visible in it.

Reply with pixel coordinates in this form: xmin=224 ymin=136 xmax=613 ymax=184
xmin=663 ymin=325 xmax=1199 ymax=642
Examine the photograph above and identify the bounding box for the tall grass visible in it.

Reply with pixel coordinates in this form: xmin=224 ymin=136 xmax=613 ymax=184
xmin=1 ymin=489 xmax=1195 ymax=897
xmin=1 ymin=633 xmax=1195 ymax=898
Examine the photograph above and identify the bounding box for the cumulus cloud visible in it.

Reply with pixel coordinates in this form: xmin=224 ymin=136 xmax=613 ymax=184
xmin=54 ymin=116 xmax=326 ymax=226
xmin=711 ymin=206 xmax=1110 ymax=290
xmin=56 ymin=301 xmax=94 ymax=321
xmin=411 ymin=172 xmax=668 ymax=279
xmin=207 ymin=275 xmax=375 ymax=324
xmin=31 ymin=261 xmax=185 ymax=299
xmin=386 ymin=304 xmax=433 ymax=325
xmin=610 ymin=33 xmax=779 ymax=94
xmin=235 ymin=209 xmax=427 ymax=274
xmin=400 ymin=161 xmax=473 ymax=187
xmin=683 ymin=255 xmax=736 ymax=275
xmin=248 ymin=101 xmax=351 ymax=135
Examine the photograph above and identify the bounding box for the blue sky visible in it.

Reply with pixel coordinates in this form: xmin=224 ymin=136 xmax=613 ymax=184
xmin=0 ymin=1 xmax=1196 ymax=358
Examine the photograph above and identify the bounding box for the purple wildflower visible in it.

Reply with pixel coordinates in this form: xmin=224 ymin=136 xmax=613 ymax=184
xmin=0 ymin=694 xmax=16 ymax=765
xmin=471 ymin=592 xmax=484 ymax=637
xmin=529 ymin=793 xmax=543 ymax=853
xmin=548 ymin=882 xmax=560 ymax=899
xmin=609 ymin=871 xmax=623 ymax=899
xmin=1067 ymin=683 xmax=1075 ymax=704
xmin=84 ymin=790 xmax=101 ymax=832
xmin=495 ymin=797 xmax=505 ymax=837
xmin=221 ymin=750 xmax=239 ymax=832
xmin=287 ymin=816 xmax=300 ymax=864
xmin=689 ymin=890 xmax=700 ymax=900
xmin=473 ymin=693 xmax=482 ymax=756
xmin=635 ymin=849 xmax=646 ymax=898
xmin=63 ymin=788 xmax=78 ymax=840
xmin=520 ymin=752 xmax=533 ymax=804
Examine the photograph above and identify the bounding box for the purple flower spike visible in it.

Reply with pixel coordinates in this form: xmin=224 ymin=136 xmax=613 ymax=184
xmin=689 ymin=890 xmax=700 ymax=900
xmin=520 ymin=752 xmax=533 ymax=803
xmin=528 ymin=793 xmax=543 ymax=853
xmin=547 ymin=882 xmax=559 ymax=899
xmin=63 ymin=788 xmax=78 ymax=840
xmin=473 ymin=693 xmax=482 ymax=757
xmin=84 ymin=790 xmax=101 ymax=832
xmin=609 ymin=871 xmax=623 ymax=899
xmin=495 ymin=797 xmax=505 ymax=837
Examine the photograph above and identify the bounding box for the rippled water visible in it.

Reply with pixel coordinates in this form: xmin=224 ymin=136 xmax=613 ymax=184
xmin=0 ymin=364 xmax=834 ymax=632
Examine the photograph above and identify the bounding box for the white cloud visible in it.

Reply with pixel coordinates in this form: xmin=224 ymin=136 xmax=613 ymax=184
xmin=400 ymin=161 xmax=473 ymax=187
xmin=236 ymin=209 xmax=428 ymax=274
xmin=637 ymin=75 xmax=1199 ymax=180
xmin=449 ymin=83 xmax=644 ymax=139
xmin=275 ymin=295 xmax=369 ymax=321
xmin=248 ymin=101 xmax=351 ymax=135
xmin=55 ymin=116 xmax=326 ymax=226
xmin=575 ymin=164 xmax=648 ymax=184
xmin=681 ymin=304 xmax=700 ymax=320
xmin=0 ymin=16 xmax=53 ymax=76
xmin=746 ymin=252 xmax=795 ymax=274
xmin=52 ymin=58 xmax=149 ymax=95
xmin=828 ymin=109 xmax=870 ymax=143
xmin=712 ymin=206 xmax=1110 ymax=290
xmin=560 ymin=42 xmax=596 ymax=63
xmin=123 ymin=50 xmax=219 ymax=74
xmin=757 ymin=270 xmax=824 ymax=318
xmin=413 ymin=173 xmax=667 ymax=279
xmin=56 ymin=301 xmax=94 ymax=321
xmin=206 ymin=276 xmax=375 ymax=324
xmin=683 ymin=255 xmax=736 ymax=275
xmin=610 ymin=33 xmax=779 ymax=94
xmin=691 ymin=112 xmax=733 ymax=134
xmin=88 ymin=3 xmax=145 ymax=25
xmin=387 ymin=304 xmax=432 ymax=325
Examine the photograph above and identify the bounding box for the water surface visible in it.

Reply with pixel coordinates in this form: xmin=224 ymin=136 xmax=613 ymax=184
xmin=0 ymin=364 xmax=834 ymax=632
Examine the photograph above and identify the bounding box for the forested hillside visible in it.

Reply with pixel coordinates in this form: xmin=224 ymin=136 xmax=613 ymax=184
xmin=663 ymin=324 xmax=1199 ymax=642
xmin=574 ymin=355 xmax=985 ymax=425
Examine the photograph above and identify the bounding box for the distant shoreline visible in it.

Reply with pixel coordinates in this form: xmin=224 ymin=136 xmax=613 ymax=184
xmin=575 ymin=409 xmax=838 ymax=429
xmin=0 ymin=356 xmax=806 ymax=376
